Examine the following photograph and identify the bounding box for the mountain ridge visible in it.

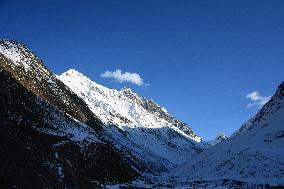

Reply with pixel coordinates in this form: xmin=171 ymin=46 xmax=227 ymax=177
xmin=0 ymin=39 xmax=207 ymax=187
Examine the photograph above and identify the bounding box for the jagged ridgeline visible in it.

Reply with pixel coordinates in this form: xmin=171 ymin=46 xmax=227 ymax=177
xmin=58 ymin=69 xmax=207 ymax=173
xmin=0 ymin=40 xmax=206 ymax=188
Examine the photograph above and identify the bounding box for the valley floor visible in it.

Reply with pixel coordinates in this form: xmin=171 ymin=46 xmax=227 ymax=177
xmin=103 ymin=175 xmax=282 ymax=189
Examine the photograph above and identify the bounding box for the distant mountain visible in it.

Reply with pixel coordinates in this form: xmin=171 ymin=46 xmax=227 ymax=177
xmin=174 ymin=82 xmax=284 ymax=186
xmin=0 ymin=40 xmax=206 ymax=188
xmin=208 ymin=133 xmax=228 ymax=146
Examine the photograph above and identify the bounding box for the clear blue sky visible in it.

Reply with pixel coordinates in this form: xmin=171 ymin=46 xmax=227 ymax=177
xmin=1 ymin=0 xmax=283 ymax=140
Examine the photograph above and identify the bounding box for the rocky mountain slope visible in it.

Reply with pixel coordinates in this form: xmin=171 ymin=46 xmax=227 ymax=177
xmin=174 ymin=82 xmax=284 ymax=186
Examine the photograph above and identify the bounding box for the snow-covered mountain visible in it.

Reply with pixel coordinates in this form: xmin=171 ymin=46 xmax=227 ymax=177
xmin=208 ymin=133 xmax=228 ymax=146
xmin=174 ymin=82 xmax=284 ymax=186
xmin=2 ymin=39 xmax=282 ymax=188
xmin=0 ymin=39 xmax=207 ymax=187
xmin=59 ymin=69 xmax=207 ymax=173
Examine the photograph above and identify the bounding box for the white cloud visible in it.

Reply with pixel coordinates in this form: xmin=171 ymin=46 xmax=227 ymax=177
xmin=100 ymin=69 xmax=144 ymax=86
xmin=246 ymin=91 xmax=271 ymax=109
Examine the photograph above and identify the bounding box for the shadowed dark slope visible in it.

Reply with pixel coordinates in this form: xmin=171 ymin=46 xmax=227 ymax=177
xmin=0 ymin=61 xmax=137 ymax=188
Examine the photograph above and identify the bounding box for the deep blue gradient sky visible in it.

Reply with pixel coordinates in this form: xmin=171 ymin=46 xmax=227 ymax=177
xmin=1 ymin=0 xmax=283 ymax=140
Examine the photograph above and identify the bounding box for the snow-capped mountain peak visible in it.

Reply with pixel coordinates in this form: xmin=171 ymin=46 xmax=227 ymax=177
xmin=58 ymin=69 xmax=206 ymax=172
xmin=208 ymin=132 xmax=228 ymax=146
xmin=59 ymin=69 xmax=201 ymax=140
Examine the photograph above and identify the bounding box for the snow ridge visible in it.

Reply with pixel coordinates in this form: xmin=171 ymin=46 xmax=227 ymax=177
xmin=58 ymin=69 xmax=206 ymax=172
xmin=0 ymin=40 xmax=58 ymax=88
